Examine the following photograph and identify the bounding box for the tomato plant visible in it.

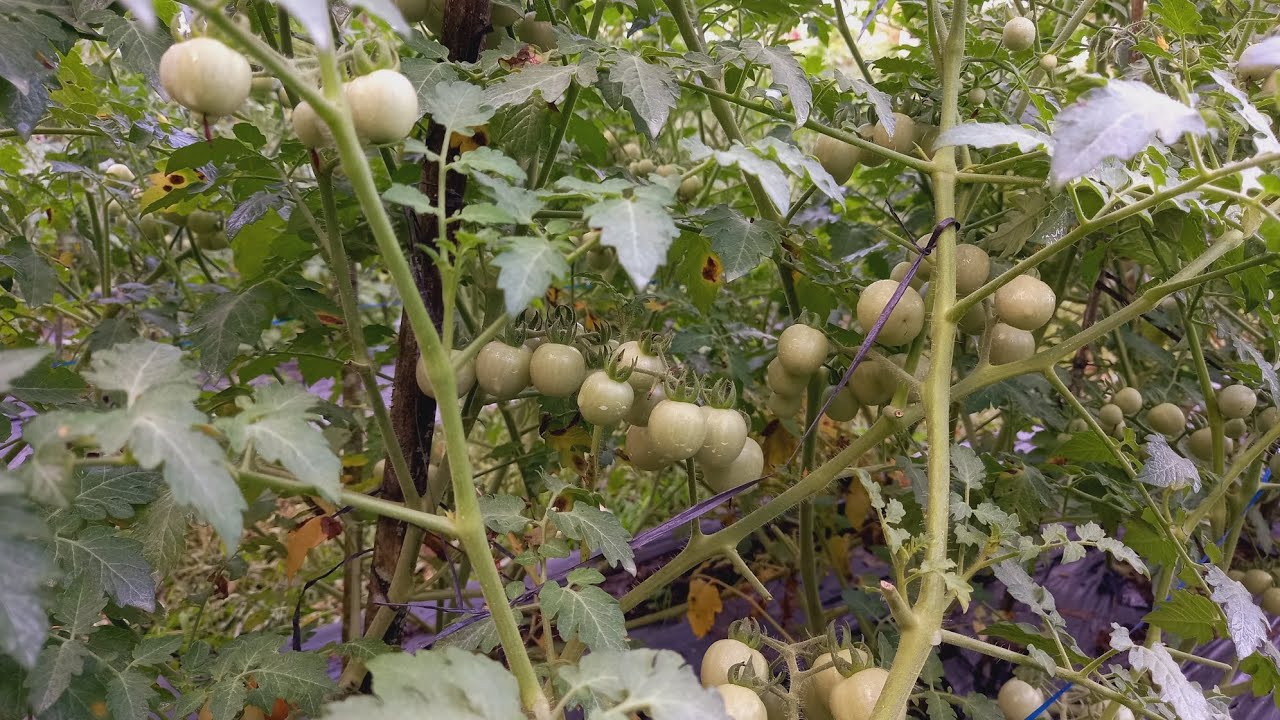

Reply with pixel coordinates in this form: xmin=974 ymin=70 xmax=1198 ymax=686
xmin=3 ymin=0 xmax=1280 ymax=719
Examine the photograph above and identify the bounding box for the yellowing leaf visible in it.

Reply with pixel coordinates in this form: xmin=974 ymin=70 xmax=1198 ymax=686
xmin=285 ymin=516 xmax=342 ymax=581
xmin=845 ymin=482 xmax=871 ymax=530
xmin=827 ymin=534 xmax=851 ymax=580
xmin=760 ymin=419 xmax=797 ymax=473
xmin=546 ymin=425 xmax=592 ymax=466
xmin=1155 ymin=34 xmax=1170 ymax=51
xmin=686 ymin=578 xmax=722 ymax=638
xmin=138 ymin=169 xmax=205 ymax=213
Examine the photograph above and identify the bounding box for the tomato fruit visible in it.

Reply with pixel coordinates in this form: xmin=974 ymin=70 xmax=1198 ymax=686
xmin=678 ymin=175 xmax=704 ymax=201
xmin=655 ymin=163 xmax=682 ymax=177
xmin=967 ymin=87 xmax=987 ymax=105
xmin=767 ymin=391 xmax=803 ymax=417
xmin=625 ymin=424 xmax=669 ymax=471
xmin=160 ymin=38 xmax=252 ymax=117
xmin=955 ymin=244 xmax=991 ymax=296
xmin=850 ymin=357 xmax=897 ymax=406
xmin=1098 ymin=403 xmax=1123 ymax=428
xmin=871 ymin=113 xmax=916 ymax=154
xmin=889 ymin=262 xmax=924 ymax=290
xmin=1224 ymin=417 xmax=1248 ymax=437
xmin=1244 ymin=568 xmax=1273 ymax=595
xmin=1039 ymin=53 xmax=1058 ymax=71
xmin=291 ymin=101 xmax=331 ymax=148
xmin=855 ymin=124 xmax=887 ymax=166
xmin=856 ymin=280 xmax=925 ymax=347
xmin=767 ymin=358 xmax=808 ymax=397
xmin=416 ymin=349 xmax=476 ymax=398
xmin=824 ymin=385 xmax=859 ymax=422
xmin=829 ymin=667 xmax=903 ymax=720
xmin=577 ymin=370 xmax=634 ymax=426
xmin=139 ymin=215 xmax=166 ymax=241
xmin=1217 ymin=384 xmax=1257 ymax=419
xmin=702 ymin=438 xmax=764 ymax=494
xmin=194 ymin=231 xmax=229 ymax=251
xmin=809 ymin=649 xmax=869 ymax=710
xmin=491 ymin=2 xmax=521 ymax=26
xmin=627 ymin=384 xmax=666 ymax=427
xmin=648 ymin=399 xmax=708 ymax=460
xmin=778 ymin=323 xmax=829 ymax=376
xmin=1002 ymin=17 xmax=1036 ymax=52
xmin=815 ymin=132 xmax=861 ymax=185
xmin=1257 ymin=405 xmax=1280 ymax=431
xmin=187 ymin=210 xmax=221 ymax=235
xmin=700 ymin=638 xmax=768 ymax=687
xmin=997 ymin=678 xmax=1043 ymax=720
xmin=958 ymin=304 xmax=987 ymax=335
xmin=1112 ymin=387 xmax=1143 ymax=416
xmin=1187 ymin=427 xmax=1232 ymax=461
xmin=621 ymin=141 xmax=642 ymax=160
xmin=345 ymin=70 xmax=419 ymax=145
xmin=994 ymin=275 xmax=1056 ymax=331
xmin=1146 ymin=403 xmax=1185 ymax=436
xmin=530 ymin=342 xmax=585 ymax=397
xmin=696 ymin=407 xmax=749 ymax=468
xmin=105 ymin=163 xmax=134 ymax=181
xmin=616 ymin=340 xmax=666 ymax=392
xmin=1262 ymin=587 xmax=1280 ymax=615
xmin=989 ymin=323 xmax=1035 ymax=366
xmin=475 ymin=341 xmax=531 ymax=400
xmin=1270 ymin=452 xmax=1280 ymax=477
xmin=715 ymin=684 xmax=768 ymax=720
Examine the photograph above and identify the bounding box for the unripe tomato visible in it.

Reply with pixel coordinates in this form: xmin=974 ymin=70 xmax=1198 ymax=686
xmin=814 ymin=132 xmax=861 ymax=185
xmin=1112 ymin=387 xmax=1143 ymax=416
xmin=678 ymin=175 xmax=704 ymax=201
xmin=829 ymin=668 xmax=903 ymax=720
xmin=627 ymin=384 xmax=666 ymax=427
xmin=105 ymin=163 xmax=134 ymax=181
xmin=994 ymin=275 xmax=1055 ymax=331
xmin=1244 ymin=568 xmax=1274 ymax=595
xmin=871 ymin=113 xmax=916 ymax=154
xmin=371 ymin=458 xmax=385 ymax=482
xmin=475 ymin=341 xmax=531 ymax=400
xmin=989 ymin=323 xmax=1035 ymax=366
xmin=1262 ymin=587 xmax=1280 ymax=615
xmin=1039 ymin=53 xmax=1058 ymax=71
xmin=516 ymin=17 xmax=557 ymax=49
xmin=616 ymin=340 xmax=666 ymax=392
xmin=139 ymin=215 xmax=166 ymax=241
xmin=648 ymin=399 xmax=708 ymax=460
xmin=1217 ymin=384 xmax=1257 ymax=419
xmin=767 ymin=358 xmax=808 ymax=396
xmin=416 ymin=349 xmax=476 ymax=398
xmin=702 ymin=437 xmax=764 ymax=493
xmin=194 ymin=231 xmax=229 ymax=251
xmin=888 ymin=262 xmax=924 ymax=290
xmin=824 ymin=385 xmax=859 ymax=422
xmin=1067 ymin=418 xmax=1087 ymax=433
xmin=810 ymin=649 xmax=869 ymax=710
xmin=625 ymin=424 xmax=669 ymax=471
xmin=696 ymin=407 xmax=749 ymax=468
xmin=530 ymin=343 xmax=586 ymax=397
xmin=778 ymin=323 xmax=829 ymax=376
xmin=955 ymin=244 xmax=991 ymax=296
xmin=997 ymin=679 xmax=1043 ymax=720
xmin=1270 ymin=452 xmax=1280 ymax=477
xmin=1146 ymin=403 xmax=1186 ymax=435
xmin=967 ymin=87 xmax=987 ymax=105
xmin=1229 ymin=569 xmax=1247 ymax=582
xmin=1187 ymin=427 xmax=1232 ymax=461
xmin=958 ymin=304 xmax=987 ymax=335
xmin=715 ymin=684 xmax=768 ymax=720
xmin=577 ymin=371 xmax=634 ymax=426
xmin=655 ymin=163 xmax=682 ymax=177
xmin=856 ymin=124 xmax=887 ymax=167
xmin=1224 ymin=417 xmax=1248 ymax=437
xmin=1257 ymin=406 xmax=1280 ymax=431
xmin=160 ymin=38 xmax=252 ymax=117
xmin=291 ymin=101 xmax=331 ymax=148
xmin=850 ymin=357 xmax=896 ymax=406
xmin=856 ymin=280 xmax=925 ymax=347
xmin=1098 ymin=403 xmax=1124 ymax=428
xmin=621 ymin=141 xmax=642 ymax=160
xmin=700 ymin=638 xmax=768 ymax=687
xmin=629 ymin=158 xmax=656 ymax=176
xmin=1002 ymin=17 xmax=1036 ymax=52
xmin=346 ymin=70 xmax=419 ymax=145
xmin=187 ymin=210 xmax=222 ymax=235
xmin=767 ymin=391 xmax=803 ymax=417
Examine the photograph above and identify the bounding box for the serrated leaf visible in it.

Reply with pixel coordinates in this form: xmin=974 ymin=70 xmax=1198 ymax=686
xmin=539 ymin=581 xmax=626 ymax=651
xmin=700 ymin=206 xmax=780 ymax=282
xmin=450 ymin=146 xmax=525 ymax=182
xmin=131 ymin=635 xmax=182 ymax=666
xmin=401 ymin=57 xmax=462 ymax=110
xmin=485 ymin=63 xmax=578 ymax=108
xmin=478 ymin=494 xmax=529 ymax=534
xmin=1139 ymin=434 xmax=1200 ymax=491
xmin=382 ymin=183 xmax=435 ymax=213
xmin=599 ymin=51 xmax=679 ymax=139
xmin=754 ymin=136 xmax=841 ymax=200
xmin=1057 ymin=430 xmax=1121 ymax=465
xmin=583 ymin=195 xmax=678 ymax=290
xmin=741 ymin=40 xmax=811 ymax=125
xmin=436 ymin=615 xmax=503 ymax=654
xmin=221 ymin=384 xmax=341 ymax=503
xmin=107 ymin=669 xmax=157 ymax=720
xmin=1049 ymin=80 xmax=1208 ymax=186
xmin=101 ymin=14 xmax=169 ymax=91
xmin=934 ymin=122 xmax=1053 ymax=153
xmin=129 ymin=490 xmax=189 ymax=575
xmin=0 ymin=478 xmax=53 ymax=669
xmin=551 ymin=504 xmax=635 ymax=575
xmin=1110 ymin=625 xmax=1231 ymax=720
xmin=83 ymin=339 xmax=189 ymax=406
xmin=0 ymin=238 xmax=57 ymax=306
xmin=212 ymin=634 xmax=334 ymax=715
xmin=55 ymin=525 xmax=155 ymax=611
xmin=1234 ymin=338 xmax=1280 ymax=403
xmin=421 ymin=80 xmax=493 ymax=134
xmin=993 ymin=560 xmax=1064 ymax=630
xmin=1210 ymin=70 xmax=1280 ymax=154
xmin=1144 ymin=590 xmax=1224 ymax=643
xmin=0 ymin=348 xmax=48 ymax=393
xmin=682 ymin=137 xmax=792 ymax=214
xmin=492 ymin=237 xmax=569 ymax=315
xmin=188 ymin=285 xmax=274 ymax=373
xmin=1205 ymin=565 xmax=1268 ymax=658
xmin=63 ymin=466 xmax=162 ymax=522
xmin=559 ymin=649 xmax=730 ymax=720
xmin=28 ymin=640 xmax=90 ymax=712
xmin=321 ymin=648 xmax=522 ymax=720
xmin=54 ymin=575 xmax=106 ymax=637
xmin=950 ymin=444 xmax=984 ymax=490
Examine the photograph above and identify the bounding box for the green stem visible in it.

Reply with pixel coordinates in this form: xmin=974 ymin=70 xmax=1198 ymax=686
xmin=798 ymin=378 xmax=824 ymax=638
xmin=238 ymin=469 xmax=455 ymax=536
xmin=831 ymin=0 xmax=873 ymax=83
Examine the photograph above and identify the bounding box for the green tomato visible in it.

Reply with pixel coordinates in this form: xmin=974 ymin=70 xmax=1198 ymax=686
xmin=767 ymin=391 xmax=803 ymax=417
xmin=997 ymin=679 xmax=1044 ymax=720
xmin=530 ymin=343 xmax=586 ymax=397
xmin=105 ymin=163 xmax=134 ymax=181
xmin=475 ymin=341 xmax=531 ymax=400
xmin=678 ymin=175 xmax=704 ymax=201
xmin=1257 ymin=406 xmax=1280 ymax=432
xmin=415 ymin=349 xmax=476 ymax=399
xmin=856 ymin=280 xmax=925 ymax=347
xmin=1244 ymin=568 xmax=1274 ymax=595
xmin=824 ymin=385 xmax=859 ymax=422
xmin=194 ymin=231 xmax=229 ymax=250
xmin=139 ymin=215 xmax=166 ymax=242
xmin=1262 ymin=587 xmax=1280 ymax=615
xmin=767 ymin=357 xmax=808 ymax=396
xmin=850 ymin=357 xmax=897 ymax=406
xmin=715 ymin=684 xmax=768 ymax=720
xmin=187 ymin=209 xmax=222 ymax=235
xmin=291 ymin=100 xmax=331 ymax=148
xmin=1039 ymin=53 xmax=1058 ymax=71
xmin=871 ymin=113 xmax=916 ymax=154
xmin=159 ymin=38 xmax=252 ymax=117
xmin=809 ymin=649 xmax=869 ymax=711
xmin=814 ymin=132 xmax=861 ymax=185
xmin=955 ymin=244 xmax=991 ymax=296
xmin=700 ymin=638 xmax=768 ymax=687
xmin=1270 ymin=452 xmax=1280 ymax=477
xmin=1224 ymin=417 xmax=1249 ymax=437
xmin=958 ymin=304 xmax=987 ymax=335
xmin=855 ymin=124 xmax=886 ymax=167
xmin=994 ymin=274 xmax=1056 ymax=331
xmin=1002 ymin=17 xmax=1036 ymax=52
xmin=1146 ymin=403 xmax=1185 ymax=436
xmin=829 ymin=668 xmax=902 ymax=720
xmin=702 ymin=437 xmax=764 ymax=494
xmin=1217 ymin=384 xmax=1258 ymax=419
xmin=988 ymin=323 xmax=1035 ymax=366
xmin=648 ymin=399 xmax=708 ymax=460
xmin=577 ymin=370 xmax=634 ymax=426
xmin=516 ymin=17 xmax=557 ymax=49
xmin=1187 ymin=427 xmax=1232 ymax=461
xmin=778 ymin=323 xmax=829 ymax=376
xmin=695 ymin=407 xmax=748 ymax=468
xmin=616 ymin=340 xmax=666 ymax=393
xmin=967 ymin=87 xmax=987 ymax=105
xmin=1098 ymin=403 xmax=1124 ymax=428
xmin=888 ymin=261 xmax=924 ymax=290
xmin=625 ymin=424 xmax=669 ymax=471
xmin=627 ymin=384 xmax=666 ymax=427
xmin=346 ymin=70 xmax=420 ymax=145
xmin=629 ymin=158 xmax=656 ymax=176
xmin=1112 ymin=387 xmax=1143 ymax=416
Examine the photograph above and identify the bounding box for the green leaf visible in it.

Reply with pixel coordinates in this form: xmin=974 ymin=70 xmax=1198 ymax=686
xmin=6 ymin=359 xmax=86 ymax=407
xmin=1123 ymin=511 xmax=1179 ymax=567
xmin=83 ymin=339 xmax=189 ymax=406
xmin=0 ymin=1 xmax=77 ymax=139
xmin=485 ymin=63 xmax=578 ymax=108
xmin=0 ymin=238 xmax=57 ymax=306
xmin=0 ymin=476 xmax=53 ymax=668
xmin=558 ymin=649 xmax=729 ymax=720
xmin=106 ymin=669 xmax=157 ymax=720
xmin=950 ymin=444 xmax=985 ymax=490
xmin=188 ymin=285 xmax=274 ymax=373
xmin=101 ymin=14 xmax=171 ymax=92
xmin=435 ymin=615 xmax=503 ymax=654
xmin=598 ymin=51 xmax=679 ymax=139
xmin=450 ymin=146 xmax=525 ymax=182
xmin=401 ymin=57 xmax=462 ymax=110
xmin=320 ymin=647 xmax=522 ymax=719
xmin=28 ymin=641 xmax=90 ymax=712
xmin=1153 ymin=0 xmax=1205 ymax=35
xmin=63 ymin=466 xmax=162 ymax=522
xmin=0 ymin=347 xmax=47 ymax=393
xmin=682 ymin=137 xmax=791 ymax=214
xmin=478 ymin=494 xmax=529 ymax=534
xmin=1240 ymin=651 xmax=1280 ymax=709
xmin=492 ymin=236 xmax=569 ymax=315
xmin=55 ymin=525 xmax=156 ymax=611
xmin=550 ymin=504 xmax=636 ymax=574
xmin=129 ymin=490 xmax=189 ymax=575
xmin=924 ymin=691 xmax=959 ymax=720
xmin=1058 ymin=431 xmax=1122 ymax=465
xmin=1144 ymin=589 xmax=1226 ymax=643
xmin=741 ymin=40 xmax=811 ymax=125
xmin=218 ymin=384 xmax=341 ymax=503
xmin=701 ymin=206 xmax=780 ymax=282
xmin=583 ymin=194 xmax=678 ymax=290
xmin=53 ymin=575 xmax=107 ymax=637
xmin=539 ymin=581 xmax=626 ymax=651
xmin=130 ymin=635 xmax=182 ymax=666
xmin=421 ymin=80 xmax=494 ymax=134
xmin=212 ymin=634 xmax=334 ymax=715
xmin=382 ymin=183 xmax=435 ymax=214
xmin=981 ymin=622 xmax=1090 ymax=666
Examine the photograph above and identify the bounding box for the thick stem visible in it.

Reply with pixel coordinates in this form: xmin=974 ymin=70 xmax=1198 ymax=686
xmin=238 ymin=470 xmax=455 ymax=536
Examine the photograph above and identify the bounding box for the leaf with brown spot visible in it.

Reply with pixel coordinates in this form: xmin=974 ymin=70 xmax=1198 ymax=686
xmin=285 ymin=515 xmax=342 ymax=581
xmin=760 ymin=419 xmax=798 ymax=472
xmin=686 ymin=578 xmax=722 ymax=638
xmin=545 ymin=424 xmax=592 ymax=467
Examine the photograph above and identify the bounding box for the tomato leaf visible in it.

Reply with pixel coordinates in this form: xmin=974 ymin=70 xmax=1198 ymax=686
xmin=598 ymin=51 xmax=679 ymax=139
xmin=322 ymin=647 xmax=521 ymax=719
